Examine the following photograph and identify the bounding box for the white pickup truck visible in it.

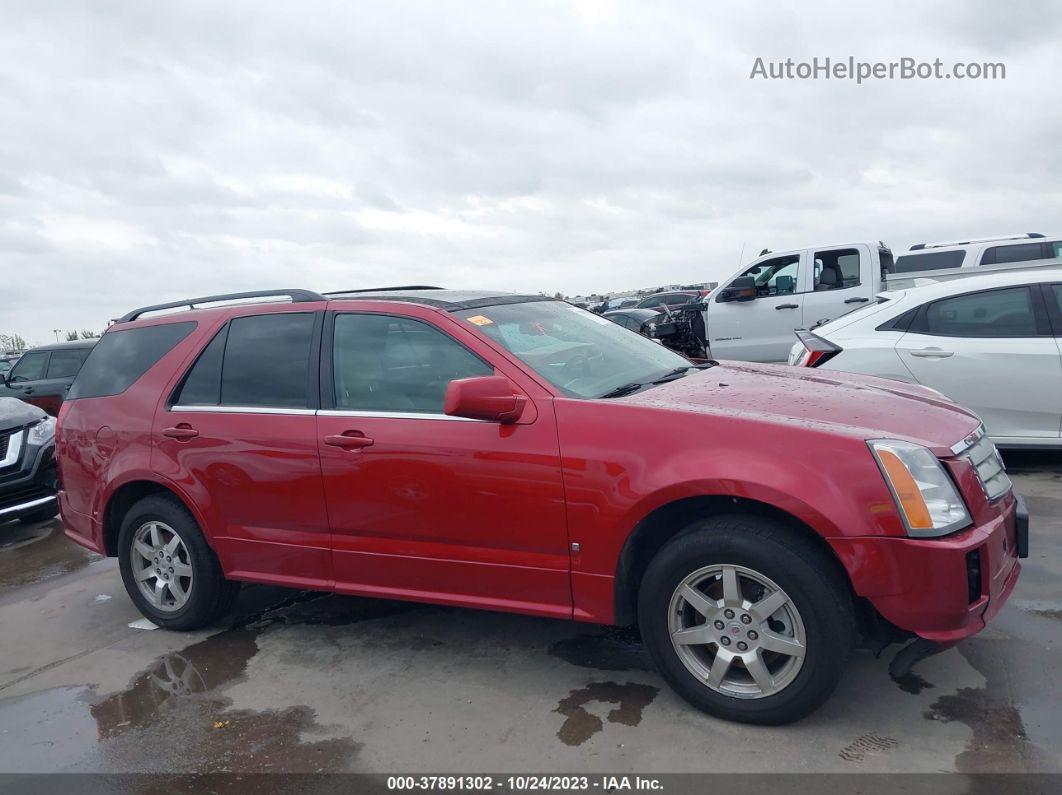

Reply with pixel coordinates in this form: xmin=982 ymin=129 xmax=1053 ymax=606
xmin=704 ymin=233 xmax=1062 ymax=362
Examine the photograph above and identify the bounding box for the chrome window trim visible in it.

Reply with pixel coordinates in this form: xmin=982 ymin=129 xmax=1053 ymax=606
xmin=170 ymin=405 xmax=317 ymax=416
xmin=0 ymin=429 xmax=24 ymax=468
xmin=169 ymin=405 xmax=486 ymax=422
xmin=317 ymin=409 xmax=484 ymax=422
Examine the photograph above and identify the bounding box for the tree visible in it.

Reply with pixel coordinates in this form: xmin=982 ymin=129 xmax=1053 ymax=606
xmin=65 ymin=330 xmax=79 ymax=341
xmin=79 ymin=330 xmax=101 ymax=339
xmin=0 ymin=333 xmax=26 ymax=351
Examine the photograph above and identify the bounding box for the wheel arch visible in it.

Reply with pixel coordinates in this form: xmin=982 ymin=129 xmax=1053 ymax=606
xmin=612 ymin=495 xmax=852 ymax=626
xmin=101 ymin=477 xmax=205 ymax=557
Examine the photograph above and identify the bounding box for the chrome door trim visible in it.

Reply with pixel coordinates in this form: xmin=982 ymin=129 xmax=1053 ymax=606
xmin=170 ymin=405 xmax=318 ymax=416
xmin=317 ymin=409 xmax=484 ymax=422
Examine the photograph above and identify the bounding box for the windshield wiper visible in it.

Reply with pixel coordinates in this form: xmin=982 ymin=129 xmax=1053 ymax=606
xmin=596 ymin=382 xmax=645 ymax=399
xmin=597 ymin=365 xmax=711 ymax=399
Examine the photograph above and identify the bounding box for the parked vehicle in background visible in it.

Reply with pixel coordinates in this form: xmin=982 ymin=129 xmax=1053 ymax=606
xmin=636 ymin=290 xmax=709 ymax=313
xmin=0 ymin=397 xmax=59 ymax=525
xmin=788 ymin=268 xmax=1062 ymax=448
xmin=59 ymin=287 xmax=1025 ymax=725
xmin=707 ymin=233 xmax=1061 ymax=363
xmin=604 ymin=308 xmax=664 ymax=338
xmin=0 ymin=356 xmax=19 ymax=378
xmin=894 ymin=232 xmax=1061 ymax=274
xmin=0 ymin=340 xmax=95 ymax=416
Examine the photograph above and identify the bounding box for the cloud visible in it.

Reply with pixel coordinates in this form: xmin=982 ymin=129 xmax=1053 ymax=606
xmin=0 ymin=0 xmax=1058 ymax=343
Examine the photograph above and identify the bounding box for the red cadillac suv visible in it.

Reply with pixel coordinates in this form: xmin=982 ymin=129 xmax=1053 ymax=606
xmin=57 ymin=287 xmax=1027 ymax=724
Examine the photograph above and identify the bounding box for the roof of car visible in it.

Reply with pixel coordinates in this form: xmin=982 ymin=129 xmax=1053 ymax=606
xmin=327 ymin=289 xmax=553 ymax=311
xmin=887 ymin=266 xmax=1062 ymax=301
xmin=604 ymin=308 xmax=659 ymax=318
xmin=23 ymin=339 xmax=98 ymax=352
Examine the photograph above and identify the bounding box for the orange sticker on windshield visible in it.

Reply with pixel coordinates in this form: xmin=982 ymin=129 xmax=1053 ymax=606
xmin=467 ymin=315 xmax=493 ymax=326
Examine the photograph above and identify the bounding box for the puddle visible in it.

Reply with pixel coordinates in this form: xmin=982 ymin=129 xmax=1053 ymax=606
xmin=0 ymin=519 xmax=100 ymax=588
xmin=548 ymin=626 xmax=654 ymax=672
xmin=0 ymin=591 xmax=426 ymax=773
xmin=554 ymin=681 xmax=658 ymax=746
xmin=923 ymin=640 xmax=1045 ymax=774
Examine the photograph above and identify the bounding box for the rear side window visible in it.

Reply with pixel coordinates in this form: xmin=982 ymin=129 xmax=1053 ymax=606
xmin=813 ymin=248 xmax=861 ymax=290
xmin=46 ymin=349 xmax=89 ymax=379
xmin=980 ymin=242 xmax=1047 ymax=266
xmin=175 ymin=313 xmax=315 ymax=408
xmin=894 ymin=250 xmax=966 ymax=272
xmin=917 ymin=287 xmax=1039 ymax=338
xmin=69 ymin=322 xmax=196 ymax=399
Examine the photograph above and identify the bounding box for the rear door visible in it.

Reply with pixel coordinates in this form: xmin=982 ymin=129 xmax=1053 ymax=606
xmin=156 ymin=309 xmax=333 ymax=589
xmin=798 ymin=246 xmax=875 ymax=331
xmin=708 ymin=252 xmax=807 ymax=362
xmin=896 ymin=285 xmax=1061 ymax=440
xmin=1044 ymin=282 xmax=1062 ymax=438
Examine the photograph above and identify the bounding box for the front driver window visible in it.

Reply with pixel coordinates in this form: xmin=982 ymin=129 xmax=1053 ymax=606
xmin=737 ymin=255 xmax=799 ymax=297
xmin=333 ymin=314 xmax=492 ymax=413
xmin=8 ymin=352 xmax=48 ymax=382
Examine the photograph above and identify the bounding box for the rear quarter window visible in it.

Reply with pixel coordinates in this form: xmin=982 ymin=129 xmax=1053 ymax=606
xmin=894 ymin=250 xmax=966 ymax=272
xmin=68 ymin=322 xmax=196 ymax=399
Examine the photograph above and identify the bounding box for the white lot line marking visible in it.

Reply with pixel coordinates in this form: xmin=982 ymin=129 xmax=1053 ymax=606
xmin=94 ymin=594 xmax=112 ymax=603
xmin=128 ymin=618 xmax=159 ymax=630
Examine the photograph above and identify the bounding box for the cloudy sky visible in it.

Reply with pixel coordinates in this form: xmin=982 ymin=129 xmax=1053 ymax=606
xmin=2 ymin=0 xmax=1060 ymax=344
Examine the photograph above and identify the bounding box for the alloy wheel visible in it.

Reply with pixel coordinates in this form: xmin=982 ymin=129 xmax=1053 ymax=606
xmin=131 ymin=521 xmax=194 ymax=613
xmin=667 ymin=564 xmax=806 ymax=699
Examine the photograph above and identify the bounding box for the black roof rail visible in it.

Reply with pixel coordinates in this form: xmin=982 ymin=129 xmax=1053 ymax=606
xmin=910 ymin=243 xmax=926 ymax=250
xmin=118 ymin=289 xmax=326 ymax=323
xmin=1028 ymin=232 xmax=1045 ymax=238
xmin=323 ymin=286 xmax=444 ymax=295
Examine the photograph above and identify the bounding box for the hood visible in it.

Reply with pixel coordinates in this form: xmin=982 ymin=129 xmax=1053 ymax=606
xmin=0 ymin=396 xmax=47 ymax=431
xmin=616 ymin=362 xmax=979 ymax=452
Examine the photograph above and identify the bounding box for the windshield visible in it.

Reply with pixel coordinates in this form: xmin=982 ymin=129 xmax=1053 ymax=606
xmin=457 ymin=300 xmax=690 ymax=398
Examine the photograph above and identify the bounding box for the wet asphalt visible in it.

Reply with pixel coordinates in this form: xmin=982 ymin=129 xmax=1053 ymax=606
xmin=0 ymin=452 xmax=1059 ymax=776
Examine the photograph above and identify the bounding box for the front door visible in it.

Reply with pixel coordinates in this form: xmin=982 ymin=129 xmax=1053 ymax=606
xmin=317 ymin=310 xmax=571 ymax=618
xmin=154 ymin=310 xmax=333 ymax=588
xmin=709 ymin=252 xmax=806 ymax=362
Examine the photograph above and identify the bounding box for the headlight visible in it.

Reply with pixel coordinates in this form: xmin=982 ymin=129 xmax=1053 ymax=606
xmin=868 ymin=439 xmax=970 ymax=537
xmin=27 ymin=417 xmax=56 ymax=446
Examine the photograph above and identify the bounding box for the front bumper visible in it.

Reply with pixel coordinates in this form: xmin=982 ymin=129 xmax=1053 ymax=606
xmin=0 ymin=439 xmax=59 ymax=522
xmin=831 ymin=492 xmax=1025 ymax=644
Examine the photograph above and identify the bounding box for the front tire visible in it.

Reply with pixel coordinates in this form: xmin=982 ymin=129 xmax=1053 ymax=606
xmin=638 ymin=515 xmax=855 ymax=725
xmin=118 ymin=495 xmax=239 ymax=630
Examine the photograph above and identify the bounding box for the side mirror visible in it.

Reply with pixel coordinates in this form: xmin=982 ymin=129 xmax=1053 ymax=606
xmin=718 ymin=276 xmax=757 ymax=302
xmin=444 ymin=376 xmax=526 ymax=424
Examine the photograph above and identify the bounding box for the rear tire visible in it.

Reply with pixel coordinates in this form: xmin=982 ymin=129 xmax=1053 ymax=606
xmin=638 ymin=515 xmax=855 ymax=725
xmin=118 ymin=495 xmax=239 ymax=630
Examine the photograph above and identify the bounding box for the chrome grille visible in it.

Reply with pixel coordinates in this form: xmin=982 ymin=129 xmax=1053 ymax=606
xmin=952 ymin=426 xmax=1011 ymax=501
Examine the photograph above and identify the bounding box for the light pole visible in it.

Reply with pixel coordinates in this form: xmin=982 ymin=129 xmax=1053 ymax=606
xmin=53 ymin=329 xmax=61 ymax=343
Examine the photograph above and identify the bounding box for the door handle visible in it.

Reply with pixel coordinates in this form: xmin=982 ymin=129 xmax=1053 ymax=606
xmin=775 ymin=304 xmax=799 ymax=310
xmin=22 ymin=387 xmax=33 ymax=394
xmin=325 ymin=431 xmax=375 ymax=450
xmin=844 ymin=297 xmax=870 ymax=304
xmin=162 ymin=424 xmax=199 ymax=440
xmin=908 ymin=348 xmax=954 ymax=358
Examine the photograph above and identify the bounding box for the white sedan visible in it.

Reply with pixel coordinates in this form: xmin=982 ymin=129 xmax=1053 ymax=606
xmin=788 ymin=268 xmax=1062 ymax=448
